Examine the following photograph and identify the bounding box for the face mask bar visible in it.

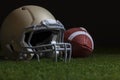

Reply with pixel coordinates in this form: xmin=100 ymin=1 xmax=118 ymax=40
xmin=20 ymin=19 xmax=72 ymax=62
xmin=21 ymin=43 xmax=72 ymax=62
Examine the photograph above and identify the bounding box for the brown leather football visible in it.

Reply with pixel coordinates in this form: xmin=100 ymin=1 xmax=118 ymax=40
xmin=64 ymin=27 xmax=94 ymax=57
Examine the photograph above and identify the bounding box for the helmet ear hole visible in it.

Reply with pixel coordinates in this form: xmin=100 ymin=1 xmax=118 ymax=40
xmin=21 ymin=7 xmax=26 ymax=10
xmin=6 ymin=44 xmax=15 ymax=53
xmin=24 ymin=32 xmax=31 ymax=45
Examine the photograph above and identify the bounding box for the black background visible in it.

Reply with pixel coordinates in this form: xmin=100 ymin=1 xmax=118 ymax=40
xmin=0 ymin=0 xmax=120 ymax=48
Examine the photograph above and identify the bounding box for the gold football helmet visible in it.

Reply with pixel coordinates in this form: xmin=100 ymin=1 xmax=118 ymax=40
xmin=0 ymin=5 xmax=71 ymax=62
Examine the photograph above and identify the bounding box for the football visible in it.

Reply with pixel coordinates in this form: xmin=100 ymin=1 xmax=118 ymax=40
xmin=64 ymin=27 xmax=94 ymax=57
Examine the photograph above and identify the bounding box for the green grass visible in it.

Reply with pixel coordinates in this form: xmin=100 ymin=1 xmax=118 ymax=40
xmin=0 ymin=48 xmax=120 ymax=80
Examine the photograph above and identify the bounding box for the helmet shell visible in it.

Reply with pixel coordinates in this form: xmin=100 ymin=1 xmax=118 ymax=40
xmin=0 ymin=5 xmax=55 ymax=59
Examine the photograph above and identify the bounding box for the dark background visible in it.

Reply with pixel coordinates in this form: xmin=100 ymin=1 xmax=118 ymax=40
xmin=0 ymin=0 xmax=120 ymax=48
